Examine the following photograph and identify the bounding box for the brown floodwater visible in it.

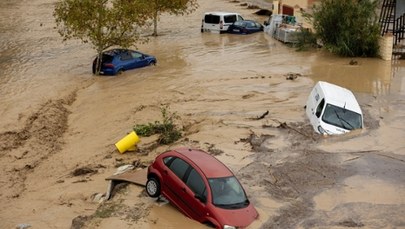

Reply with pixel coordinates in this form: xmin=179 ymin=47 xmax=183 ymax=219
xmin=1 ymin=0 xmax=404 ymax=228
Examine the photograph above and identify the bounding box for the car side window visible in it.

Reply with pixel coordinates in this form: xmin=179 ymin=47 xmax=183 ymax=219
xmin=316 ymin=99 xmax=325 ymax=118
xmin=169 ymin=158 xmax=190 ymax=180
xmin=131 ymin=51 xmax=143 ymax=59
xmin=185 ymin=168 xmax=206 ymax=200
xmin=120 ymin=52 xmax=132 ymax=61
xmin=224 ymin=15 xmax=237 ymax=23
xmin=163 ymin=156 xmax=173 ymax=165
xmin=205 ymin=15 xmax=220 ymax=24
xmin=237 ymin=15 xmax=244 ymax=21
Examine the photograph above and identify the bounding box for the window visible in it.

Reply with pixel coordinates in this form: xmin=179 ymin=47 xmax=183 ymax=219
xmin=322 ymin=104 xmax=362 ymax=130
xmin=316 ymin=99 xmax=325 ymax=118
xmin=120 ymin=52 xmax=132 ymax=61
xmin=101 ymin=54 xmax=114 ymax=63
xmin=208 ymin=176 xmax=248 ymax=208
xmin=169 ymin=158 xmax=189 ymax=180
xmin=163 ymin=156 xmax=173 ymax=165
xmin=224 ymin=15 xmax=237 ymax=23
xmin=186 ymin=169 xmax=206 ymax=198
xmin=205 ymin=15 xmax=220 ymax=24
xmin=131 ymin=51 xmax=143 ymax=59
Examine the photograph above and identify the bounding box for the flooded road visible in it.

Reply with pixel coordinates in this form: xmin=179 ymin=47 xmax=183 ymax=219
xmin=1 ymin=0 xmax=404 ymax=228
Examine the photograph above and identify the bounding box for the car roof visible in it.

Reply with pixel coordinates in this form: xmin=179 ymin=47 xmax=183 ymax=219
xmin=103 ymin=49 xmax=136 ymax=56
xmin=204 ymin=12 xmax=240 ymax=16
xmin=172 ymin=147 xmax=234 ymax=178
xmin=317 ymin=81 xmax=362 ymax=114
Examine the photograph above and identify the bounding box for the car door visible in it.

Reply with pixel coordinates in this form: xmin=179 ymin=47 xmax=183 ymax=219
xmin=162 ymin=157 xmax=196 ymax=219
xmin=204 ymin=14 xmax=220 ymax=33
xmin=119 ymin=51 xmax=134 ymax=70
xmin=130 ymin=51 xmax=148 ymax=68
xmin=312 ymin=98 xmax=325 ymax=132
xmin=182 ymin=167 xmax=208 ymax=222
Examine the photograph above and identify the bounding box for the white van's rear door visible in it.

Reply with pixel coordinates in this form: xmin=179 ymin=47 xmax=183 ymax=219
xmin=203 ymin=14 xmax=220 ymax=33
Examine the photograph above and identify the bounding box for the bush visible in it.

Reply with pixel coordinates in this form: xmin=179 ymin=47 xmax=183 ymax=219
xmin=133 ymin=105 xmax=182 ymax=145
xmin=295 ymin=27 xmax=318 ymax=51
xmin=308 ymin=0 xmax=380 ymax=57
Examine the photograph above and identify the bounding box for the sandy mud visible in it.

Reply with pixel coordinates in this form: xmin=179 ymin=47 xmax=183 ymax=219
xmin=0 ymin=0 xmax=404 ymax=228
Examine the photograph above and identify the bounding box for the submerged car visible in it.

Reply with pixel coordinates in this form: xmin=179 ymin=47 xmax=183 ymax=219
xmin=201 ymin=12 xmax=244 ymax=33
xmin=146 ymin=147 xmax=258 ymax=229
xmin=306 ymin=81 xmax=363 ymax=135
xmin=92 ymin=49 xmax=156 ymax=75
xmin=227 ymin=20 xmax=264 ymax=34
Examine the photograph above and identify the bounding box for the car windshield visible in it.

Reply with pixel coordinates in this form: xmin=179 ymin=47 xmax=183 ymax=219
xmin=208 ymin=176 xmax=248 ymax=209
xmin=322 ymin=103 xmax=362 ymax=130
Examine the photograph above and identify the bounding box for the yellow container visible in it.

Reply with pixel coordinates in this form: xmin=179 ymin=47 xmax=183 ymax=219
xmin=115 ymin=131 xmax=140 ymax=153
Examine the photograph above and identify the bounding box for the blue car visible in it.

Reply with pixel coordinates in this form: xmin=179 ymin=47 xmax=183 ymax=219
xmin=227 ymin=20 xmax=264 ymax=34
xmin=92 ymin=49 xmax=157 ymax=75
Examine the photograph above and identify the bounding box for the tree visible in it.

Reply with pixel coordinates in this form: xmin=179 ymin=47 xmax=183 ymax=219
xmin=306 ymin=0 xmax=380 ymax=57
xmin=146 ymin=0 xmax=198 ymax=36
xmin=53 ymin=0 xmax=152 ymax=75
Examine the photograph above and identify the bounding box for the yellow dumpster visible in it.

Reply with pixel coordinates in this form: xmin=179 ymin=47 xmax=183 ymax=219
xmin=115 ymin=131 xmax=140 ymax=153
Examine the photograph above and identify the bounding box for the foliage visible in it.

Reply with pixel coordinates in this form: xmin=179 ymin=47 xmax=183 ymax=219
xmin=305 ymin=0 xmax=380 ymax=57
xmin=143 ymin=0 xmax=199 ymax=36
xmin=53 ymin=0 xmax=152 ymax=74
xmin=294 ymin=27 xmax=318 ymax=51
xmin=133 ymin=105 xmax=182 ymax=145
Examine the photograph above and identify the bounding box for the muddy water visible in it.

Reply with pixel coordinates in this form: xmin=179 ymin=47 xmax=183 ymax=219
xmin=1 ymin=0 xmax=405 ymax=228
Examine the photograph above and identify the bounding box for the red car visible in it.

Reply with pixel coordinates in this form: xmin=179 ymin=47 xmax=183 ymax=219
xmin=146 ymin=147 xmax=258 ymax=229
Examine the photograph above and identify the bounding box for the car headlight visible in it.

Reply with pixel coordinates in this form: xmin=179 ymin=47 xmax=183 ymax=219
xmin=223 ymin=225 xmax=236 ymax=229
xmin=317 ymin=125 xmax=327 ymax=135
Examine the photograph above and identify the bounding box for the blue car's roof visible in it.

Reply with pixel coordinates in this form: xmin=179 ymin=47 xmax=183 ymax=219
xmin=104 ymin=49 xmax=134 ymax=56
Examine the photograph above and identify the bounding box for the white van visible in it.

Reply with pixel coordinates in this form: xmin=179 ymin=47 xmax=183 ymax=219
xmin=305 ymin=81 xmax=363 ymax=135
xmin=201 ymin=12 xmax=244 ymax=33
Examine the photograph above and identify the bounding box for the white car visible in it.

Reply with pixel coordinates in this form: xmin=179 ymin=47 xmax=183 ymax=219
xmin=201 ymin=12 xmax=244 ymax=34
xmin=305 ymin=81 xmax=363 ymax=135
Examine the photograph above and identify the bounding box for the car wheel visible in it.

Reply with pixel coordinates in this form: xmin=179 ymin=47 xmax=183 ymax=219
xmin=146 ymin=177 xmax=161 ymax=198
xmin=150 ymin=61 xmax=156 ymax=66
xmin=117 ymin=69 xmax=123 ymax=75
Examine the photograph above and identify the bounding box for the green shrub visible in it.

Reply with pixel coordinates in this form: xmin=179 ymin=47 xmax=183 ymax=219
xmin=295 ymin=27 xmax=318 ymax=51
xmin=306 ymin=0 xmax=380 ymax=57
xmin=133 ymin=105 xmax=182 ymax=145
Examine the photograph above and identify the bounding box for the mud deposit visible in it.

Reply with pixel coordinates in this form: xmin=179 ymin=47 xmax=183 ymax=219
xmin=1 ymin=0 xmax=405 ymax=228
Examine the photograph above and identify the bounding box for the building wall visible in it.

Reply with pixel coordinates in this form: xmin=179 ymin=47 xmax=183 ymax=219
xmin=278 ymin=0 xmax=316 ymax=25
xmin=278 ymin=0 xmax=318 ymax=13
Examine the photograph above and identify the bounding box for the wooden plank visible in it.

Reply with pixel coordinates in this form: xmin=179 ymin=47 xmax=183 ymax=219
xmin=105 ymin=168 xmax=147 ymax=187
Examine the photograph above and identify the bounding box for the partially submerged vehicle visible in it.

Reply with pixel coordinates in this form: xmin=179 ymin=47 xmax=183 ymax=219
xmin=306 ymin=81 xmax=363 ymax=135
xmin=264 ymin=14 xmax=301 ymax=43
xmin=201 ymin=12 xmax=244 ymax=33
xmin=146 ymin=147 xmax=258 ymax=229
xmin=92 ymin=49 xmax=156 ymax=75
xmin=227 ymin=20 xmax=264 ymax=34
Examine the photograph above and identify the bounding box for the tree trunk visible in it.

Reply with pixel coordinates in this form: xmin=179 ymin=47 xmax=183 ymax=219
xmin=153 ymin=9 xmax=158 ymax=36
xmin=95 ymin=51 xmax=103 ymax=75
